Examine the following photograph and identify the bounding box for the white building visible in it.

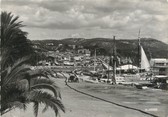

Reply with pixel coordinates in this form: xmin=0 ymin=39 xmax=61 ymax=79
xmin=150 ymin=58 xmax=168 ymax=76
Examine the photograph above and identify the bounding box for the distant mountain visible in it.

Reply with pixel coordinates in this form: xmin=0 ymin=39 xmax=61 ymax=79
xmin=32 ymin=38 xmax=168 ymax=61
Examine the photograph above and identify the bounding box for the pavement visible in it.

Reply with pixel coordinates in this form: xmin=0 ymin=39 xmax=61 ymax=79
xmin=2 ymin=77 xmax=168 ymax=117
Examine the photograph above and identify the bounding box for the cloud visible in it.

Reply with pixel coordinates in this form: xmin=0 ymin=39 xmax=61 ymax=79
xmin=2 ymin=0 xmax=168 ymax=43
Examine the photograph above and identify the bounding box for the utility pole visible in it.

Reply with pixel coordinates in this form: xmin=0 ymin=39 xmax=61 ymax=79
xmin=112 ymin=36 xmax=116 ymax=84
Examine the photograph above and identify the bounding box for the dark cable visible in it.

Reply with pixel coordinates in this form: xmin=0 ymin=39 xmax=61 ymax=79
xmin=64 ymin=78 xmax=158 ymax=117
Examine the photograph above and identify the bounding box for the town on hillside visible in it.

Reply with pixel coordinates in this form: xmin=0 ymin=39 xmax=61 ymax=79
xmin=32 ymin=39 xmax=168 ymax=90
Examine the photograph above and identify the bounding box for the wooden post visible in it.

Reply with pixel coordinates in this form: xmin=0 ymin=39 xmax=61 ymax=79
xmin=112 ymin=36 xmax=116 ymax=84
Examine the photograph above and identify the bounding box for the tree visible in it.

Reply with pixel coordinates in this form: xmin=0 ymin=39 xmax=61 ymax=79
xmin=1 ymin=11 xmax=35 ymax=69
xmin=1 ymin=58 xmax=65 ymax=116
xmin=0 ymin=11 xmax=65 ymax=116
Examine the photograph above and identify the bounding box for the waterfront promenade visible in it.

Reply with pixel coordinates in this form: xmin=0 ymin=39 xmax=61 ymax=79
xmin=2 ymin=76 xmax=168 ymax=117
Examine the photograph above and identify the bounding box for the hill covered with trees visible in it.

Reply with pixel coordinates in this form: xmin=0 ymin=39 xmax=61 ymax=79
xmin=32 ymin=38 xmax=168 ymax=60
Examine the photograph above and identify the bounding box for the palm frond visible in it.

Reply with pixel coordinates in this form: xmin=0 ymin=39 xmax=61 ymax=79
xmin=1 ymin=87 xmax=26 ymax=113
xmin=10 ymin=15 xmax=19 ymax=24
xmin=27 ymin=90 xmax=65 ymax=116
xmin=42 ymin=105 xmax=49 ymax=113
xmin=33 ymin=102 xmax=39 ymax=117
xmin=1 ymin=11 xmax=35 ymax=68
xmin=10 ymin=57 xmax=31 ymax=71
xmin=30 ymin=78 xmax=61 ymax=98
xmin=31 ymin=84 xmax=61 ymax=98
xmin=3 ymin=64 xmax=31 ymax=86
xmin=28 ymin=69 xmax=50 ymax=79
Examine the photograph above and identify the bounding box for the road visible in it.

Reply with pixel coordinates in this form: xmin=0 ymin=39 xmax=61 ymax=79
xmin=2 ymin=78 xmax=168 ymax=117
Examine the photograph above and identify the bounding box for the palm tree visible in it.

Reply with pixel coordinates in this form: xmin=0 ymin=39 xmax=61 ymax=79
xmin=1 ymin=11 xmax=65 ymax=116
xmin=1 ymin=58 xmax=65 ymax=116
xmin=1 ymin=11 xmax=35 ymax=69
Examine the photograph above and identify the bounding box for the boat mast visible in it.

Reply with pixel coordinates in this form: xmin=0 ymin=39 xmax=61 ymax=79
xmin=112 ymin=36 xmax=116 ymax=84
xmin=107 ymin=55 xmax=111 ymax=82
xmin=94 ymin=49 xmax=96 ymax=71
xmin=137 ymin=29 xmax=141 ymax=72
xmin=107 ymin=56 xmax=110 ymax=82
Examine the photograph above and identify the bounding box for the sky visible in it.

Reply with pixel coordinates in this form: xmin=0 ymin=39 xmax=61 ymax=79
xmin=1 ymin=0 xmax=168 ymax=43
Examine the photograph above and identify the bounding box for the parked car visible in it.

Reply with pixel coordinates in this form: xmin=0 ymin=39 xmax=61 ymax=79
xmin=68 ymin=74 xmax=79 ymax=82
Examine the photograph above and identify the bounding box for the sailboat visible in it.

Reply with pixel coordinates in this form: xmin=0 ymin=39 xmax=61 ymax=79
xmin=133 ymin=30 xmax=154 ymax=89
xmin=138 ymin=29 xmax=150 ymax=72
xmin=122 ymin=30 xmax=151 ymax=86
xmin=99 ymin=36 xmax=126 ymax=84
xmin=140 ymin=45 xmax=150 ymax=71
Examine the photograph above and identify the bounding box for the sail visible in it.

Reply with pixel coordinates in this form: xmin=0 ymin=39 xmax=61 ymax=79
xmin=140 ymin=46 xmax=150 ymax=71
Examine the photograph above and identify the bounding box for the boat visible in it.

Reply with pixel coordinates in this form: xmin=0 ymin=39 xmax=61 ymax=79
xmin=135 ymin=31 xmax=168 ymax=89
xmin=100 ymin=74 xmax=125 ymax=84
xmin=151 ymin=75 xmax=168 ymax=90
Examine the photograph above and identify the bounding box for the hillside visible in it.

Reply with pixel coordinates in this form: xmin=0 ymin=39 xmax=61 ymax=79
xmin=32 ymin=38 xmax=168 ymax=60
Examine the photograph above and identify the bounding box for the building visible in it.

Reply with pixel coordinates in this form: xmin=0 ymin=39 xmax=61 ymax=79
xmin=150 ymin=58 xmax=168 ymax=76
xmin=69 ymin=44 xmax=76 ymax=49
xmin=46 ymin=43 xmax=54 ymax=46
xmin=77 ymin=49 xmax=91 ymax=56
